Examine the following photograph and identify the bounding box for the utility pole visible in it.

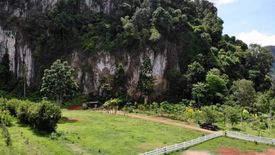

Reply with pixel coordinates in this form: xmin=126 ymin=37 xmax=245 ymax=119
xmin=23 ymin=51 xmax=26 ymax=98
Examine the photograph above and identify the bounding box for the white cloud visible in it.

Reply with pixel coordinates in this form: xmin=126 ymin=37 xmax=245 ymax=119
xmin=236 ymin=30 xmax=275 ymax=46
xmin=209 ymin=0 xmax=238 ymax=6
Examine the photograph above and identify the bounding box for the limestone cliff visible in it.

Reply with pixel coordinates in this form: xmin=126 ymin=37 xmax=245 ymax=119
xmin=0 ymin=0 xmax=183 ymax=99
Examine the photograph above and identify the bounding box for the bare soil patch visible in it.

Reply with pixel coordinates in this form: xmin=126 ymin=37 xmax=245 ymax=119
xmin=184 ymin=150 xmax=211 ymax=155
xmin=218 ymin=147 xmax=275 ymax=155
xmin=67 ymin=105 xmax=82 ymax=110
xmin=117 ymin=112 xmax=214 ymax=133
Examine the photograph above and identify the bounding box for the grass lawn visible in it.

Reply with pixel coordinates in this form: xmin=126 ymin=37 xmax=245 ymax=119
xmin=0 ymin=110 xmax=203 ymax=155
xmin=171 ymin=137 xmax=273 ymax=155
xmin=1 ymin=110 xmax=274 ymax=155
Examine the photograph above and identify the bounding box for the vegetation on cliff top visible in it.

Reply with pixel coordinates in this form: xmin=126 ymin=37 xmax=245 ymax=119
xmin=0 ymin=0 xmax=274 ymax=106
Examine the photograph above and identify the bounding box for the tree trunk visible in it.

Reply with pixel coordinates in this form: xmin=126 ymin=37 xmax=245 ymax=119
xmin=144 ymin=96 xmax=148 ymax=105
xmin=56 ymin=95 xmax=62 ymax=106
xmin=241 ymin=109 xmax=243 ymax=131
xmin=269 ymin=104 xmax=272 ymax=132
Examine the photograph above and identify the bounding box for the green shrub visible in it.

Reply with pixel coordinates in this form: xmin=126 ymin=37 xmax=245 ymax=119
xmin=183 ymin=107 xmax=195 ymax=120
xmin=16 ymin=100 xmax=33 ymax=124
xmin=104 ymin=98 xmax=122 ymax=109
xmin=200 ymin=106 xmax=221 ymax=124
xmin=0 ymin=110 xmax=13 ymax=127
xmin=0 ymin=98 xmax=8 ymax=112
xmin=0 ymin=98 xmax=7 ymax=104
xmin=1 ymin=98 xmax=62 ymax=132
xmin=28 ymin=100 xmax=61 ymax=132
xmin=137 ymin=104 xmax=146 ymax=111
xmin=6 ymin=99 xmax=20 ymax=116
xmin=158 ymin=102 xmax=186 ymax=116
xmin=0 ymin=124 xmax=12 ymax=146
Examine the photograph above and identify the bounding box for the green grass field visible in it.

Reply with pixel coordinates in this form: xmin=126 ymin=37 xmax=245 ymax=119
xmin=192 ymin=137 xmax=270 ymax=154
xmin=0 ymin=110 xmax=273 ymax=155
xmin=0 ymin=110 xmax=203 ymax=155
xmin=171 ymin=137 xmax=273 ymax=155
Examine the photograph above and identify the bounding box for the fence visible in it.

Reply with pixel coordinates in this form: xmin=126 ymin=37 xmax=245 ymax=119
xmin=140 ymin=131 xmax=275 ymax=155
xmin=225 ymin=131 xmax=275 ymax=146
xmin=139 ymin=131 xmax=224 ymax=155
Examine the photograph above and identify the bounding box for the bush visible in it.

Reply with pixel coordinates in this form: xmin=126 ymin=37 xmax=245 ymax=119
xmin=158 ymin=102 xmax=186 ymax=116
xmin=0 ymin=98 xmax=7 ymax=105
xmin=0 ymin=124 xmax=12 ymax=146
xmin=1 ymin=98 xmax=61 ymax=132
xmin=16 ymin=100 xmax=33 ymax=124
xmin=104 ymin=98 xmax=122 ymax=110
xmin=6 ymin=99 xmax=20 ymax=116
xmin=122 ymin=102 xmax=135 ymax=113
xmin=200 ymin=106 xmax=220 ymax=124
xmin=0 ymin=110 xmax=13 ymax=127
xmin=28 ymin=100 xmax=61 ymax=132
xmin=183 ymin=107 xmax=195 ymax=120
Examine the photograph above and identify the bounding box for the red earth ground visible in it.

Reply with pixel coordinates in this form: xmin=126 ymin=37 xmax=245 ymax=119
xmin=67 ymin=104 xmax=82 ymax=110
xmin=218 ymin=147 xmax=275 ymax=155
xmin=115 ymin=111 xmax=214 ymax=133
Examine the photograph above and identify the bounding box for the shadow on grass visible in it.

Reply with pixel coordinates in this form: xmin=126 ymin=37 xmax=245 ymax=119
xmin=58 ymin=117 xmax=79 ymax=124
xmin=231 ymin=127 xmax=241 ymax=131
xmin=31 ymin=129 xmax=52 ymax=137
xmin=17 ymin=123 xmax=52 ymax=137
xmin=17 ymin=121 xmax=62 ymax=138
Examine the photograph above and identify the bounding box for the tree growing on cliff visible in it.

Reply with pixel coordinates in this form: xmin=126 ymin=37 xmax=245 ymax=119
xmin=113 ymin=64 xmax=127 ymax=99
xmin=138 ymin=55 xmax=154 ymax=104
xmin=0 ymin=52 xmax=11 ymax=90
xmin=40 ymin=59 xmax=78 ymax=105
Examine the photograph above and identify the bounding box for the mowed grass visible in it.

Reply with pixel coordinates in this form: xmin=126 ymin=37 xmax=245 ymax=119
xmin=171 ymin=137 xmax=273 ymax=155
xmin=0 ymin=110 xmax=203 ymax=155
xmin=1 ymin=110 xmax=274 ymax=155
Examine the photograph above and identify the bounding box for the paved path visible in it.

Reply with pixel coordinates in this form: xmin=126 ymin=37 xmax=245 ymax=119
xmin=116 ymin=111 xmax=214 ymax=134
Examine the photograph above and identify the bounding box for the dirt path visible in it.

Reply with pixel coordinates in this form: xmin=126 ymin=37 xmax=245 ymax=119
xmin=184 ymin=151 xmax=211 ymax=155
xmin=115 ymin=111 xmax=214 ymax=134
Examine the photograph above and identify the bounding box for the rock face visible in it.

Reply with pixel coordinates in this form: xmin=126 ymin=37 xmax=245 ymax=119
xmin=0 ymin=0 xmax=180 ymax=98
xmin=0 ymin=27 xmax=34 ymax=85
xmin=69 ymin=48 xmax=170 ymax=98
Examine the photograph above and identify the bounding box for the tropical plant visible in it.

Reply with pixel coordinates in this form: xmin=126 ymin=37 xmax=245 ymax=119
xmin=40 ymin=59 xmax=78 ymax=105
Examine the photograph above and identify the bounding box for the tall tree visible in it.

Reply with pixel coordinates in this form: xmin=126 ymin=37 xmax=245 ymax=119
xmin=246 ymin=44 xmax=273 ymax=91
xmin=0 ymin=52 xmax=12 ymax=91
xmin=231 ymin=79 xmax=256 ymax=111
xmin=137 ymin=55 xmax=154 ymax=104
xmin=113 ymin=64 xmax=127 ymax=99
xmin=192 ymin=82 xmax=207 ymax=107
xmin=40 ymin=59 xmax=78 ymax=105
xmin=205 ymin=69 xmax=228 ymax=104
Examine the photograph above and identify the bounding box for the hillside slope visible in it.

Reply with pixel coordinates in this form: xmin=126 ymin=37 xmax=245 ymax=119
xmin=0 ymin=0 xmax=272 ymax=101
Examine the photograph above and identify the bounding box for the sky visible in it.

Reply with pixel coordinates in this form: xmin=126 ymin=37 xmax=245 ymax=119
xmin=209 ymin=0 xmax=275 ymax=46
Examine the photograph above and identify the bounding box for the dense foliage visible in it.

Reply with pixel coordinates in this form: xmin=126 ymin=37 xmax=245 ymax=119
xmin=41 ymin=59 xmax=78 ymax=104
xmin=137 ymin=55 xmax=154 ymax=104
xmin=0 ymin=0 xmax=274 ymax=127
xmin=0 ymin=0 xmax=273 ymax=104
xmin=1 ymin=99 xmax=61 ymax=132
